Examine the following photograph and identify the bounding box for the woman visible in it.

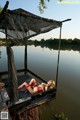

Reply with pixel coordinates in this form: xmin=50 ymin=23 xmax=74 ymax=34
xmin=18 ymin=79 xmax=55 ymax=94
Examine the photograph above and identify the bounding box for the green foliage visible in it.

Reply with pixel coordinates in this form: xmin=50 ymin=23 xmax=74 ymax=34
xmin=0 ymin=6 xmax=2 ymax=13
xmin=55 ymin=112 xmax=68 ymax=120
xmin=39 ymin=0 xmax=47 ymax=13
xmin=39 ymin=0 xmax=63 ymax=13
xmin=27 ymin=38 xmax=80 ymax=51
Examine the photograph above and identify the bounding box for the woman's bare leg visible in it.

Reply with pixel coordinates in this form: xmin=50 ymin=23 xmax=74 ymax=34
xmin=18 ymin=82 xmax=29 ymax=90
xmin=29 ymin=78 xmax=37 ymax=86
xmin=18 ymin=80 xmax=38 ymax=94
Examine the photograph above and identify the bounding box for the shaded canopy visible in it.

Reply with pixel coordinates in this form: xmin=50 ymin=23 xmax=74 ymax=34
xmin=0 ymin=8 xmax=62 ymax=43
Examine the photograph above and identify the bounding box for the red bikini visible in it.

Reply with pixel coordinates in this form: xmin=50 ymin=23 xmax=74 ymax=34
xmin=37 ymin=86 xmax=44 ymax=92
xmin=24 ymin=84 xmax=44 ymax=94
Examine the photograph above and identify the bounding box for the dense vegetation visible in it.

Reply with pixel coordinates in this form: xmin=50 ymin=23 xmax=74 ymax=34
xmin=0 ymin=38 xmax=80 ymax=52
xmin=27 ymin=38 xmax=80 ymax=51
xmin=28 ymin=38 xmax=80 ymax=46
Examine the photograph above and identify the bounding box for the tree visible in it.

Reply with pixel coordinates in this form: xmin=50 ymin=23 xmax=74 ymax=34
xmin=0 ymin=6 xmax=2 ymax=13
xmin=39 ymin=0 xmax=63 ymax=13
xmin=39 ymin=0 xmax=50 ymax=12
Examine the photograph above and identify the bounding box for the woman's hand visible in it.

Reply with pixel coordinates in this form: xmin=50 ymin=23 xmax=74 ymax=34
xmin=45 ymin=84 xmax=48 ymax=91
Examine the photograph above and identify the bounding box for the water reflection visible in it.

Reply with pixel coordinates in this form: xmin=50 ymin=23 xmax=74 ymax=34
xmin=0 ymin=45 xmax=80 ymax=120
xmin=31 ymin=42 xmax=80 ymax=52
xmin=27 ymin=45 xmax=80 ymax=120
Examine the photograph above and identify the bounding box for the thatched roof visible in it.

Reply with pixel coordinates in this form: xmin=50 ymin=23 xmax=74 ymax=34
xmin=0 ymin=7 xmax=62 ymax=42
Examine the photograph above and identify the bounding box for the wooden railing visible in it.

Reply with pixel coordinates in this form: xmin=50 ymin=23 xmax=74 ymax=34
xmin=0 ymin=69 xmax=46 ymax=83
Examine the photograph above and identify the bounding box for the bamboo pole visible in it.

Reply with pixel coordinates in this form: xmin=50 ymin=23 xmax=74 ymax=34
xmin=24 ymin=45 xmax=27 ymax=75
xmin=56 ymin=25 xmax=62 ymax=88
xmin=55 ymin=19 xmax=71 ymax=88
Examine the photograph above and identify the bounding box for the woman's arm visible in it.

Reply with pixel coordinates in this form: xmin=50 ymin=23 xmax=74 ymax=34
xmin=45 ymin=85 xmax=48 ymax=91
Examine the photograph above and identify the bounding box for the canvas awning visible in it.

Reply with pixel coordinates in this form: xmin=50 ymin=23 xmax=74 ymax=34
xmin=0 ymin=7 xmax=62 ymax=43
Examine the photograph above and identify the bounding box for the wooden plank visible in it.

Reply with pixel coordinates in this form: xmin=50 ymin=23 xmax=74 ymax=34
xmin=8 ymin=87 xmax=56 ymax=114
xmin=0 ymin=69 xmax=25 ymax=75
xmin=27 ymin=69 xmax=47 ymax=83
xmin=1 ymin=74 xmax=56 ymax=116
xmin=0 ymin=69 xmax=46 ymax=83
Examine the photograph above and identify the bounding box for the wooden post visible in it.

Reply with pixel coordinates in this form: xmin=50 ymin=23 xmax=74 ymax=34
xmin=6 ymin=47 xmax=19 ymax=102
xmin=5 ymin=28 xmax=18 ymax=103
xmin=56 ymin=25 xmax=62 ymax=88
xmin=24 ymin=45 xmax=27 ymax=75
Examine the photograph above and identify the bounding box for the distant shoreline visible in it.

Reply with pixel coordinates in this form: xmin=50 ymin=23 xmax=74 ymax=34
xmin=0 ymin=38 xmax=80 ymax=51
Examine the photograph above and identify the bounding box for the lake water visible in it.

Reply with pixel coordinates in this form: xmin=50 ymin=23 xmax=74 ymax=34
xmin=0 ymin=45 xmax=80 ymax=120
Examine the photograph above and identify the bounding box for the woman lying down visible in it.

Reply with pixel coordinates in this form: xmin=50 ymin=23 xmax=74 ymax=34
xmin=18 ymin=79 xmax=55 ymax=94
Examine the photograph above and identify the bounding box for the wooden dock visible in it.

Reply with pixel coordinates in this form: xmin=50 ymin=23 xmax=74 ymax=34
xmin=0 ymin=74 xmax=56 ymax=119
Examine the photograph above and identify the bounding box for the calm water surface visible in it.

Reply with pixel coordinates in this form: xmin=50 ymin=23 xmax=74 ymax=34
xmin=0 ymin=45 xmax=80 ymax=120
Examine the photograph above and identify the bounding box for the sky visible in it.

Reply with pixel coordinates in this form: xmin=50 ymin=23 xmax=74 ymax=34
xmin=0 ymin=0 xmax=80 ymax=40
